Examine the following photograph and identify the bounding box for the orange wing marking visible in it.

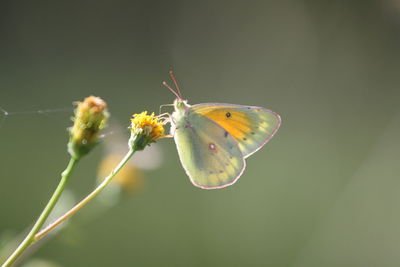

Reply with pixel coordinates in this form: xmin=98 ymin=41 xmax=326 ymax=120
xmin=197 ymin=109 xmax=251 ymax=140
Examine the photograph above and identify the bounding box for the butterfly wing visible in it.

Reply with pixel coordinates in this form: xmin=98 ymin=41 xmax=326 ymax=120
xmin=191 ymin=103 xmax=281 ymax=158
xmin=174 ymin=111 xmax=245 ymax=189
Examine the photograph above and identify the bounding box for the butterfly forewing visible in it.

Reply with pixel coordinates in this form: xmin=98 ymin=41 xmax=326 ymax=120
xmin=174 ymin=111 xmax=245 ymax=189
xmin=191 ymin=103 xmax=281 ymax=158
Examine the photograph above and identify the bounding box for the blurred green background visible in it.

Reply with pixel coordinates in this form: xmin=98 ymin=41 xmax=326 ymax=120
xmin=1 ymin=1 xmax=400 ymax=266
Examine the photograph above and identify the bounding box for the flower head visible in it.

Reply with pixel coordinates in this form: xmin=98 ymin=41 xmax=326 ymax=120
xmin=129 ymin=111 xmax=165 ymax=151
xmin=68 ymin=96 xmax=109 ymax=159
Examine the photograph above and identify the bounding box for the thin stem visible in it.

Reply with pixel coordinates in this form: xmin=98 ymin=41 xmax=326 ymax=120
xmin=34 ymin=149 xmax=135 ymax=241
xmin=2 ymin=157 xmax=79 ymax=267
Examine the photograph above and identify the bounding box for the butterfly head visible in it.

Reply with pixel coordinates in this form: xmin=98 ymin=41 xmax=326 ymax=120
xmin=173 ymin=98 xmax=189 ymax=111
xmin=162 ymin=71 xmax=190 ymax=123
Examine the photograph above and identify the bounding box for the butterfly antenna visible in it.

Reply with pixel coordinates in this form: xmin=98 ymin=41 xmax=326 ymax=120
xmin=162 ymin=81 xmax=181 ymax=100
xmin=169 ymin=71 xmax=183 ymax=98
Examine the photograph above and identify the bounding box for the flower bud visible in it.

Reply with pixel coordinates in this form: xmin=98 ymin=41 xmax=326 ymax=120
xmin=68 ymin=96 xmax=109 ymax=159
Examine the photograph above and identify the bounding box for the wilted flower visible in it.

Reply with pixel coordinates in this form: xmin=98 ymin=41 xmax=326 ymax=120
xmin=98 ymin=154 xmax=143 ymax=195
xmin=68 ymin=96 xmax=109 ymax=159
xmin=129 ymin=111 xmax=165 ymax=151
xmin=22 ymin=258 xmax=61 ymax=267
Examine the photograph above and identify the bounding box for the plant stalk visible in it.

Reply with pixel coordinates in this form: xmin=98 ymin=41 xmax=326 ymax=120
xmin=2 ymin=157 xmax=78 ymax=267
xmin=34 ymin=149 xmax=135 ymax=241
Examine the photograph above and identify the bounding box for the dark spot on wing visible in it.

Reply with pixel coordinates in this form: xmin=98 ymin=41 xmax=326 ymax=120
xmin=225 ymin=112 xmax=231 ymax=118
xmin=224 ymin=131 xmax=229 ymax=138
xmin=243 ymin=137 xmax=247 ymax=141
xmin=219 ymin=170 xmax=224 ymax=173
xmin=251 ymin=132 xmax=255 ymax=135
xmin=208 ymin=143 xmax=217 ymax=152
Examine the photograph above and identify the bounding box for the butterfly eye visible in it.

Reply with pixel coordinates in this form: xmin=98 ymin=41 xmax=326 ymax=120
xmin=225 ymin=112 xmax=231 ymax=118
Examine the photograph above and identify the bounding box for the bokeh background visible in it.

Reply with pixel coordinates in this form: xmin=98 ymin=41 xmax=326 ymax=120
xmin=1 ymin=1 xmax=400 ymax=266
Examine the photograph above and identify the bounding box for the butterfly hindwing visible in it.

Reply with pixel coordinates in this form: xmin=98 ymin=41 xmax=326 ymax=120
xmin=174 ymin=111 xmax=245 ymax=189
xmin=191 ymin=103 xmax=281 ymax=158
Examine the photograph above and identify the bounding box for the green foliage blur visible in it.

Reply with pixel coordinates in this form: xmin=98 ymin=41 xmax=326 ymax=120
xmin=0 ymin=1 xmax=399 ymax=266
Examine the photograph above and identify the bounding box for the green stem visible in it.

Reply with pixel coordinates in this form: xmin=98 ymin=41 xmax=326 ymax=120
xmin=34 ymin=149 xmax=135 ymax=241
xmin=2 ymin=157 xmax=79 ymax=267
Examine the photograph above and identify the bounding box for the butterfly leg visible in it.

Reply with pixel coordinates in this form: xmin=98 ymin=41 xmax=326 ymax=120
xmin=156 ymin=112 xmax=175 ymax=123
xmin=159 ymin=104 xmax=175 ymax=115
xmin=155 ymin=113 xmax=177 ymax=137
xmin=160 ymin=134 xmax=174 ymax=139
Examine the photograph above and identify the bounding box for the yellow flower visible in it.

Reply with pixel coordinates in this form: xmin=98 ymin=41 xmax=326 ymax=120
xmin=98 ymin=154 xmax=143 ymax=194
xmin=68 ymin=96 xmax=109 ymax=159
xmin=129 ymin=111 xmax=165 ymax=151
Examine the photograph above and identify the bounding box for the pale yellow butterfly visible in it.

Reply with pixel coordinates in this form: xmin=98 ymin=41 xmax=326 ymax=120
xmin=163 ymin=72 xmax=281 ymax=189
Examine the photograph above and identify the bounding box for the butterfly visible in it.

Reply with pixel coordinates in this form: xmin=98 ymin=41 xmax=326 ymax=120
xmin=162 ymin=72 xmax=281 ymax=189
